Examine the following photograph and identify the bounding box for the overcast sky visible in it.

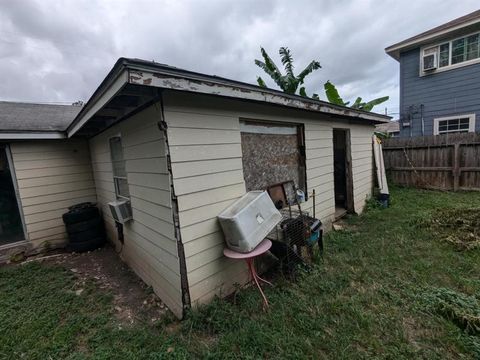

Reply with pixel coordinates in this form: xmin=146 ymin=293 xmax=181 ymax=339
xmin=0 ymin=1 xmax=478 ymax=117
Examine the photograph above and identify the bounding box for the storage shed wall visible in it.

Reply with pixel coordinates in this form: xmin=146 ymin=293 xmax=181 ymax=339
xmin=9 ymin=139 xmax=96 ymax=247
xmin=349 ymin=123 xmax=376 ymax=213
xmin=89 ymin=104 xmax=183 ymax=318
xmin=163 ymin=91 xmax=375 ymax=306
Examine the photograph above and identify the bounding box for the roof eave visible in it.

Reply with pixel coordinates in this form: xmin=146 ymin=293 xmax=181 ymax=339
xmin=0 ymin=131 xmax=66 ymax=140
xmin=385 ymin=49 xmax=401 ymax=61
xmin=68 ymin=58 xmax=389 ymax=137
xmin=127 ymin=64 xmax=389 ymax=123
xmin=66 ymin=58 xmax=130 ymax=137
xmin=385 ymin=16 xmax=480 ymax=61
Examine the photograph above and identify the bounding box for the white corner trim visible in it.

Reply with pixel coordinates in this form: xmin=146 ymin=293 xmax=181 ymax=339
xmin=433 ymin=113 xmax=476 ymax=135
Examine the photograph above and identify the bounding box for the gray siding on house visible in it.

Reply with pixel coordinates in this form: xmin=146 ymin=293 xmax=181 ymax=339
xmin=89 ymin=104 xmax=183 ymax=318
xmin=399 ymin=48 xmax=480 ymax=137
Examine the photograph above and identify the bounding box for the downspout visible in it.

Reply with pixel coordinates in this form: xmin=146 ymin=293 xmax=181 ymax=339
xmin=155 ymin=92 xmax=191 ymax=317
xmin=407 ymin=105 xmax=413 ymax=138
xmin=409 ymin=113 xmax=412 ymax=138
xmin=420 ymin=104 xmax=425 ymax=136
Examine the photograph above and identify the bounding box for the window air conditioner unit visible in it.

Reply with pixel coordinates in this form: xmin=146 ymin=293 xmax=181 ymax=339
xmin=423 ymin=53 xmax=437 ymax=71
xmin=108 ymin=199 xmax=132 ymax=224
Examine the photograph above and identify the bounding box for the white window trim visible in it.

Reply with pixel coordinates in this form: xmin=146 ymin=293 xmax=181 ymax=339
xmin=420 ymin=29 xmax=480 ymax=76
xmin=113 ymin=178 xmax=130 ymax=201
xmin=109 ymin=134 xmax=130 ymax=200
xmin=433 ymin=113 xmax=476 ymax=135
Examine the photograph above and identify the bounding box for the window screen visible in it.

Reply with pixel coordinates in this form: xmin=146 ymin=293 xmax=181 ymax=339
xmin=109 ymin=136 xmax=130 ymax=199
xmin=451 ymin=38 xmax=466 ymax=64
xmin=451 ymin=34 xmax=480 ymax=64
xmin=439 ymin=43 xmax=450 ymax=67
xmin=437 ymin=118 xmax=471 ymax=134
xmin=467 ymin=34 xmax=480 ymax=60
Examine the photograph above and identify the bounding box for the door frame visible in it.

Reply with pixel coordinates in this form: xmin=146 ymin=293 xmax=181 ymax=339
xmin=0 ymin=143 xmax=28 ymax=246
xmin=333 ymin=128 xmax=355 ymax=213
xmin=344 ymin=130 xmax=355 ymax=213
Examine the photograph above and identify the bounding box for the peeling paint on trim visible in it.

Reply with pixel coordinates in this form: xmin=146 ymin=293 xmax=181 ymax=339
xmin=68 ymin=57 xmax=389 ymax=138
xmin=128 ymin=70 xmax=388 ymax=123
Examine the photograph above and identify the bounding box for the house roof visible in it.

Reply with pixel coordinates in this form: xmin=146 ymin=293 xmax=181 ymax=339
xmin=68 ymin=57 xmax=390 ymax=137
xmin=0 ymin=101 xmax=82 ymax=139
xmin=0 ymin=58 xmax=390 ymax=140
xmin=386 ymin=10 xmax=480 ymax=60
xmin=375 ymin=120 xmax=399 ymax=134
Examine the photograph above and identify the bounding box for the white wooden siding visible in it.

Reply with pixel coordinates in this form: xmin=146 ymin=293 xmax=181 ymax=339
xmin=9 ymin=139 xmax=96 ymax=247
xmin=163 ymin=92 xmax=375 ymax=306
xmin=89 ymin=104 xmax=183 ymax=318
xmin=349 ymin=124 xmax=375 ymax=213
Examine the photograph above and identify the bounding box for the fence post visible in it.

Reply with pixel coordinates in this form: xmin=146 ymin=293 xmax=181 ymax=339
xmin=453 ymin=143 xmax=460 ymax=191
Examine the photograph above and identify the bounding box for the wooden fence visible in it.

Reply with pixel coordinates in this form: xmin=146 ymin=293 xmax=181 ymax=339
xmin=382 ymin=133 xmax=480 ymax=191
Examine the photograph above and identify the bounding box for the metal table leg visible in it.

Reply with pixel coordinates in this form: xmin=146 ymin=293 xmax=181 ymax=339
xmin=246 ymin=258 xmax=269 ymax=310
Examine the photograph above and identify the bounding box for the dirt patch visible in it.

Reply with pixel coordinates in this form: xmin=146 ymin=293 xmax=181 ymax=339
xmin=332 ymin=218 xmax=358 ymax=232
xmin=402 ymin=316 xmax=435 ymax=350
xmin=427 ymin=208 xmax=480 ymax=251
xmin=22 ymin=245 xmax=172 ymax=326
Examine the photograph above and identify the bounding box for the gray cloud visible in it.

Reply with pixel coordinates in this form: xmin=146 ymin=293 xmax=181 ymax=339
xmin=0 ymin=0 xmax=478 ymax=117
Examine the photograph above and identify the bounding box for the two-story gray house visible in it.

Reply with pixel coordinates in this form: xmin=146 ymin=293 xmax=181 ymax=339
xmin=386 ymin=10 xmax=480 ymax=137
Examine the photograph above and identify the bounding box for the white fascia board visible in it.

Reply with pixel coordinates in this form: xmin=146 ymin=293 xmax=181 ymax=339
xmin=0 ymin=132 xmax=65 ymax=139
xmin=128 ymin=70 xmax=388 ymax=123
xmin=67 ymin=70 xmax=129 ymax=137
xmin=386 ymin=18 xmax=480 ymax=60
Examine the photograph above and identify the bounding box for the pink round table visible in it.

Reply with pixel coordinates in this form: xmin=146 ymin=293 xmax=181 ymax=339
xmin=223 ymin=239 xmax=273 ymax=310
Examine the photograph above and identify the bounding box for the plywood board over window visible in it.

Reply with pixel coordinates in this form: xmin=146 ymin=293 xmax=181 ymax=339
xmin=240 ymin=120 xmax=306 ymax=196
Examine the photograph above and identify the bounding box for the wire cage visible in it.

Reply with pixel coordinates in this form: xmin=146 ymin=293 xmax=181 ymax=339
xmin=265 ymin=181 xmax=323 ymax=276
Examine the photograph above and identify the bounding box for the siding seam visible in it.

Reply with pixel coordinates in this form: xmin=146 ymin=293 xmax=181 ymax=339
xmin=159 ymin=95 xmax=191 ymax=316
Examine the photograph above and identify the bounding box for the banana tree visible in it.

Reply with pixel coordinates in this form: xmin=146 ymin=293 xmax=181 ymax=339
xmin=324 ymin=80 xmax=389 ymax=112
xmin=255 ymin=47 xmax=321 ymax=96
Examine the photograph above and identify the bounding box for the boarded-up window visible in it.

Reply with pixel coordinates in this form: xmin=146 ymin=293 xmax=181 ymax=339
xmin=240 ymin=120 xmax=306 ymax=194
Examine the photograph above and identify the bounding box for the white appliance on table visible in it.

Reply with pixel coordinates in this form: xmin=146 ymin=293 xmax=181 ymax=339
xmin=218 ymin=191 xmax=282 ymax=253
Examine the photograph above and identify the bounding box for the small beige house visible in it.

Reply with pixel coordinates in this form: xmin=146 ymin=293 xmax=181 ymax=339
xmin=0 ymin=58 xmax=389 ymax=318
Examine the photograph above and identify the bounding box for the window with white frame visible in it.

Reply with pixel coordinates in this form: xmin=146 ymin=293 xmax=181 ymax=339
xmin=433 ymin=114 xmax=476 ymax=135
xmin=421 ymin=31 xmax=480 ymax=74
xmin=109 ymin=136 xmax=130 ymax=199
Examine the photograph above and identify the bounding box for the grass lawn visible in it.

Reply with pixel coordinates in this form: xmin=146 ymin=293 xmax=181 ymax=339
xmin=1 ymin=187 xmax=479 ymax=359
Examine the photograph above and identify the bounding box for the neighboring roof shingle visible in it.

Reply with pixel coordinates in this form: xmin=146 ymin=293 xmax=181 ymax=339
xmin=376 ymin=120 xmax=399 ymax=133
xmin=0 ymin=101 xmax=82 ymax=132
xmin=386 ymin=10 xmax=480 ymax=59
